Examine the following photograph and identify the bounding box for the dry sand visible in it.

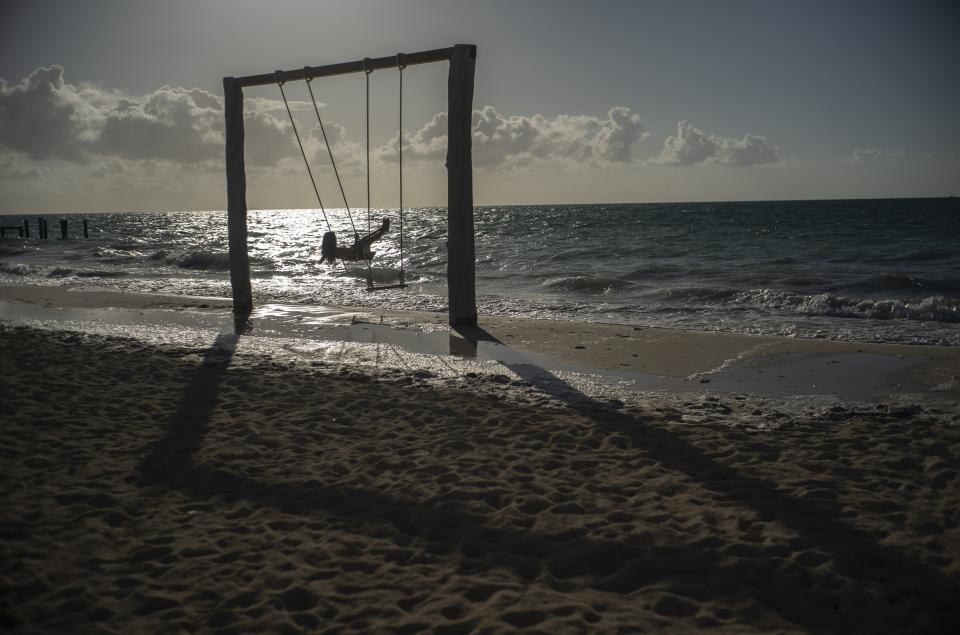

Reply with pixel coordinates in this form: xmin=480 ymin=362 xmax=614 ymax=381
xmin=1 ymin=285 xmax=960 ymax=633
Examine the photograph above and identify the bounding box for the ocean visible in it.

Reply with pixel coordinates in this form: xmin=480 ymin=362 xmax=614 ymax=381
xmin=1 ymin=198 xmax=958 ymax=345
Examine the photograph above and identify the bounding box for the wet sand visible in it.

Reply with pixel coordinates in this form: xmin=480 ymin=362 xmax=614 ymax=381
xmin=1 ymin=284 xmax=959 ymax=632
xmin=3 ymin=283 xmax=959 ymax=403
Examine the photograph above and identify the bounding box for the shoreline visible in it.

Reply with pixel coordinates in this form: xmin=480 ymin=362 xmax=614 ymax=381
xmin=2 ymin=282 xmax=959 ymax=405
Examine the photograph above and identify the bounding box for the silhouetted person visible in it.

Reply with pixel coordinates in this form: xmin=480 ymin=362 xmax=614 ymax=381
xmin=320 ymin=217 xmax=390 ymax=264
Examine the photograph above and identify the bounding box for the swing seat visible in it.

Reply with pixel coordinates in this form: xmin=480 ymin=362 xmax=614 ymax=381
xmin=366 ymin=269 xmax=407 ymax=291
xmin=368 ymin=282 xmax=406 ymax=291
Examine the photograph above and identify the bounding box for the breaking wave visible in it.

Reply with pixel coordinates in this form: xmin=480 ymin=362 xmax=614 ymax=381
xmin=829 ymin=273 xmax=960 ymax=295
xmin=0 ymin=262 xmax=33 ymax=276
xmin=666 ymin=287 xmax=960 ymax=323
xmin=542 ymin=275 xmax=633 ymax=294
xmin=175 ymin=251 xmax=230 ymax=270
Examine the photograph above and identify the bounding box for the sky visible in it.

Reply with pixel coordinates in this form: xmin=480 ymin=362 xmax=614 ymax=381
xmin=1 ymin=0 xmax=958 ymax=212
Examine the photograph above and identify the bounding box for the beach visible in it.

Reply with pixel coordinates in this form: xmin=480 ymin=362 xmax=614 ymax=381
xmin=4 ymin=0 xmax=960 ymax=626
xmin=2 ymin=284 xmax=959 ymax=633
xmin=4 ymin=1 xmax=959 ymax=630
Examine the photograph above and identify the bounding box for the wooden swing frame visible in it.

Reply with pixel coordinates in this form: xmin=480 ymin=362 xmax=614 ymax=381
xmin=223 ymin=44 xmax=477 ymax=327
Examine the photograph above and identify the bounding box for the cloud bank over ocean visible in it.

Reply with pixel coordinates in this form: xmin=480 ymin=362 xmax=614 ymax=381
xmin=1 ymin=65 xmax=785 ymax=180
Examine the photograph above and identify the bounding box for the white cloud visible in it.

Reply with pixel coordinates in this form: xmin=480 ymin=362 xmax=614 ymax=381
xmin=247 ymin=95 xmax=317 ymax=115
xmin=0 ymin=65 xmax=294 ymax=168
xmin=716 ymin=133 xmax=780 ymax=166
xmin=380 ymin=105 xmax=648 ymax=169
xmin=96 ymin=87 xmax=221 ymax=162
xmin=653 ymin=121 xmax=716 ymax=166
xmin=242 ymin=109 xmax=296 ymax=167
xmin=652 ymin=120 xmax=780 ymax=167
xmin=0 ymin=65 xmax=91 ymax=161
xmin=850 ymin=147 xmax=904 ymax=163
xmin=305 ymin=120 xmax=365 ymax=173
xmin=8 ymin=64 xmax=791 ymax=190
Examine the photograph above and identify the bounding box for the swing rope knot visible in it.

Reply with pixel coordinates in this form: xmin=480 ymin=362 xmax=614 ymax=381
xmin=396 ymin=53 xmax=407 ymax=71
xmin=363 ymin=58 xmax=374 ymax=75
xmin=274 ymin=70 xmax=285 ymax=86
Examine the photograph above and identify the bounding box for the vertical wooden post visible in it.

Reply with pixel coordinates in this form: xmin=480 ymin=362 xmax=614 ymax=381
xmin=60 ymin=219 xmax=68 ymax=239
xmin=23 ymin=219 xmax=29 ymax=238
xmin=82 ymin=219 xmax=89 ymax=238
xmin=446 ymin=44 xmax=477 ymax=328
xmin=224 ymin=76 xmax=253 ymax=314
xmin=37 ymin=217 xmax=44 ymax=239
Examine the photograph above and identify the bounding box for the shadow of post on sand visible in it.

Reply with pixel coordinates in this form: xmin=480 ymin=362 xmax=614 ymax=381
xmin=137 ymin=312 xmax=250 ymax=485
xmin=452 ymin=324 xmax=958 ymax=630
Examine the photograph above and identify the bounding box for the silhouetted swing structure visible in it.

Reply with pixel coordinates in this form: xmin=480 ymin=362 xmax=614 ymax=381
xmin=223 ymin=44 xmax=477 ymax=327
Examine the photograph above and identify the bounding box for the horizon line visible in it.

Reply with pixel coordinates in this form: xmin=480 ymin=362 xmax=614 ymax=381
xmin=0 ymin=194 xmax=956 ymax=216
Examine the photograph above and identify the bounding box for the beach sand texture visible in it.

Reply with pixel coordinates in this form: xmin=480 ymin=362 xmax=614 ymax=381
xmin=2 ymin=325 xmax=959 ymax=633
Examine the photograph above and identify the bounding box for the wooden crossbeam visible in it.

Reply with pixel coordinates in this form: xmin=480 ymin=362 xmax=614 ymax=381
xmin=233 ymin=47 xmax=455 ymax=88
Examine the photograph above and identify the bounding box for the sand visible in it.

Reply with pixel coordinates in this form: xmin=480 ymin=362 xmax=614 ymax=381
xmin=1 ymin=285 xmax=960 ymax=633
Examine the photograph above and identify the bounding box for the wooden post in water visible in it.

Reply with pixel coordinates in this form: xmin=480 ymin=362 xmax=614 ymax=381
xmin=224 ymin=77 xmax=253 ymax=314
xmin=60 ymin=219 xmax=68 ymax=239
xmin=23 ymin=219 xmax=29 ymax=239
xmin=446 ymin=44 xmax=477 ymax=328
xmin=82 ymin=219 xmax=89 ymax=238
xmin=37 ymin=218 xmax=44 ymax=239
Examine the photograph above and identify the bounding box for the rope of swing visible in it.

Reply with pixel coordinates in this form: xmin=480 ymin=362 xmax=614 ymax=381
xmin=305 ymin=71 xmax=353 ymax=239
xmin=304 ymin=68 xmax=373 ymax=278
xmin=365 ymin=66 xmax=372 ymax=233
xmin=398 ymin=55 xmax=405 ymax=284
xmin=276 ymin=73 xmax=333 ymax=235
xmin=276 ymin=70 xmax=372 ymax=277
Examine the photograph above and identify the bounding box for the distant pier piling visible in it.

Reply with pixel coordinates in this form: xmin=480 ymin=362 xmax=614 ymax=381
xmin=0 ymin=224 xmax=24 ymax=238
xmin=18 ymin=218 xmax=89 ymax=240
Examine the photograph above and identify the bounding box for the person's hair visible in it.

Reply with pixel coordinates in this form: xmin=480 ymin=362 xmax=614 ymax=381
xmin=321 ymin=231 xmax=337 ymax=262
